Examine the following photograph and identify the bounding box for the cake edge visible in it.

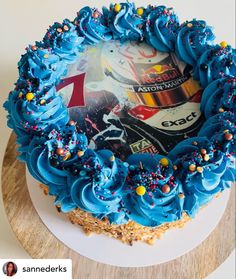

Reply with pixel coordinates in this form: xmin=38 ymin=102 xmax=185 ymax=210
xmin=39 ymin=183 xmax=221 ymax=246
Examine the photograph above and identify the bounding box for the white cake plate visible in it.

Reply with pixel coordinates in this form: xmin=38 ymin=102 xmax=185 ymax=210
xmin=26 ymin=168 xmax=230 ymax=267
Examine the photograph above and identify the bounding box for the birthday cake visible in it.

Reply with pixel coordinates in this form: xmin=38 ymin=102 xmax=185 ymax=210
xmin=4 ymin=3 xmax=236 ymax=245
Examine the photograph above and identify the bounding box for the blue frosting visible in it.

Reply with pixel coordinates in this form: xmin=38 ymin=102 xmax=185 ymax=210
xmin=5 ymin=86 xmax=69 ymax=138
xmin=169 ymin=137 xmax=235 ymax=217
xmin=201 ymin=76 xmax=236 ymax=118
xmin=75 ymin=6 xmax=112 ymax=45
xmin=175 ymin=19 xmax=215 ymax=67
xmin=123 ymin=154 xmax=184 ymax=227
xmin=43 ymin=19 xmax=85 ymax=61
xmin=18 ymin=48 xmax=68 ymax=89
xmin=199 ymin=111 xmax=236 ymax=155
xmin=103 ymin=2 xmax=144 ymax=41
xmin=71 ymin=149 xmax=129 ymax=224
xmin=144 ymin=5 xmax=179 ymax=52
xmin=26 ymin=124 xmax=88 ymax=212
xmin=195 ymin=45 xmax=236 ymax=87
xmin=3 ymin=3 xmax=236 ymax=228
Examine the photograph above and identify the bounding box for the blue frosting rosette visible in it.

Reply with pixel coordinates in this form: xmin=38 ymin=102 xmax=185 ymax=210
xmin=18 ymin=48 xmax=68 ymax=89
xmin=144 ymin=5 xmax=179 ymax=52
xmin=3 ymin=2 xmax=236 ymax=228
xmin=175 ymin=19 xmax=215 ymax=67
xmin=75 ymin=6 xmax=112 ymax=44
xmin=70 ymin=149 xmax=129 ymax=224
xmin=123 ymin=154 xmax=184 ymax=227
xmin=201 ymin=76 xmax=236 ymax=118
xmin=195 ymin=44 xmax=236 ymax=87
xmin=43 ymin=19 xmax=85 ymax=61
xmin=103 ymin=2 xmax=144 ymax=41
xmin=199 ymin=111 xmax=236 ymax=155
xmin=169 ymin=137 xmax=235 ymax=217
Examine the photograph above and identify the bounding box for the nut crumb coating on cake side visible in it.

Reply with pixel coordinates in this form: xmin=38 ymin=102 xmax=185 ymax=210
xmin=40 ymin=183 xmax=222 ymax=245
xmin=67 ymin=206 xmax=191 ymax=246
xmin=41 ymin=182 xmax=191 ymax=245
xmin=3 ymin=2 xmax=236 ymax=245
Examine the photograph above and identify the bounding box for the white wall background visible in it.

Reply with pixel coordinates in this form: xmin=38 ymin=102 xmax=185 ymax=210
xmin=0 ymin=1 xmax=235 ymax=278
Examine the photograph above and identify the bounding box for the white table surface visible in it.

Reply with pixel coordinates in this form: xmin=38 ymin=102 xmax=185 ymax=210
xmin=0 ymin=0 xmax=235 ymax=278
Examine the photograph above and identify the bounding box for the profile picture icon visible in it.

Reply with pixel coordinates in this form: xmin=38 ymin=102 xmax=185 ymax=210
xmin=2 ymin=261 xmax=17 ymax=277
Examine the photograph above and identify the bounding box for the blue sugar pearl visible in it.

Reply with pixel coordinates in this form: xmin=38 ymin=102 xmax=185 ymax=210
xmin=129 ymin=165 xmax=135 ymax=171
xmin=79 ymin=170 xmax=87 ymax=177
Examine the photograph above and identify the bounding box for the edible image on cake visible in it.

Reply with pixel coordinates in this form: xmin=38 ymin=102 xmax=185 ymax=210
xmin=56 ymin=40 xmax=203 ymax=159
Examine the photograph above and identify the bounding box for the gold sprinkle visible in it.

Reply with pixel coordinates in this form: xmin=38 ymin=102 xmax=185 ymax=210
xmin=40 ymin=99 xmax=46 ymax=105
xmin=189 ymin=164 xmax=196 ymax=172
xmin=219 ymin=107 xmax=224 ymax=113
xmin=26 ymin=92 xmax=34 ymax=101
xmin=187 ymin=23 xmax=193 ymax=28
xmin=109 ymin=155 xmax=115 ymax=162
xmin=178 ymin=193 xmax=185 ymax=199
xmin=77 ymin=150 xmax=85 ymax=157
xmin=63 ymin=152 xmax=71 ymax=161
xmin=63 ymin=25 xmax=69 ymax=31
xmin=136 ymin=185 xmax=146 ymax=196
xmin=159 ymin=158 xmax=169 ymax=167
xmin=220 ymin=41 xmax=228 ymax=48
xmin=137 ymin=7 xmax=144 ymax=16
xmin=204 ymin=154 xmax=210 ymax=161
xmin=197 ymin=166 xmax=203 ymax=173
xmin=57 ymin=27 xmax=63 ymax=33
xmin=114 ymin=3 xmax=122 ymax=13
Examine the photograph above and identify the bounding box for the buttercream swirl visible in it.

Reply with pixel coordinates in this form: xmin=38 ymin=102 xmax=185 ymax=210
xmin=43 ymin=19 xmax=84 ymax=62
xmin=195 ymin=44 xmax=236 ymax=87
xmin=201 ymin=76 xmax=236 ymax=118
xmin=123 ymin=154 xmax=184 ymax=227
xmin=103 ymin=2 xmax=144 ymax=41
xmin=175 ymin=19 xmax=215 ymax=67
xmin=144 ymin=5 xmax=179 ymax=52
xmin=18 ymin=47 xmax=68 ymax=90
xmin=26 ymin=124 xmax=88 ymax=212
xmin=26 ymin=135 xmax=76 ymax=212
xmin=70 ymin=149 xmax=129 ymax=224
xmin=8 ymin=86 xmax=69 ymax=137
xmin=4 ymin=90 xmax=33 ymax=161
xmin=75 ymin=6 xmax=112 ymax=45
xmin=199 ymin=111 xmax=236 ymax=155
xmin=169 ymin=137 xmax=235 ymax=217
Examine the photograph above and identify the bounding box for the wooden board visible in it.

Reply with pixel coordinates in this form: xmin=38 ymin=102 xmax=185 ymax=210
xmin=2 ymin=133 xmax=235 ymax=279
